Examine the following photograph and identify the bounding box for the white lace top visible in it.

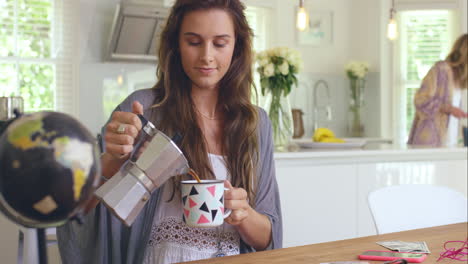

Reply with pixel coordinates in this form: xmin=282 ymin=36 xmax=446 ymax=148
xmin=447 ymin=88 xmax=462 ymax=146
xmin=143 ymin=154 xmax=240 ymax=264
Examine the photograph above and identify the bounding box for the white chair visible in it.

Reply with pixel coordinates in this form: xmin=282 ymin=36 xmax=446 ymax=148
xmin=368 ymin=184 xmax=467 ymax=234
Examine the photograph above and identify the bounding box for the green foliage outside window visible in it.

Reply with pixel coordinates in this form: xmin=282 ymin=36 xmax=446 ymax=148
xmin=0 ymin=0 xmax=54 ymax=112
xmin=19 ymin=63 xmax=54 ymax=111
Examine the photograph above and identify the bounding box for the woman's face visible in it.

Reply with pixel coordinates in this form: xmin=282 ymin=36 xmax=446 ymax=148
xmin=179 ymin=9 xmax=236 ymax=91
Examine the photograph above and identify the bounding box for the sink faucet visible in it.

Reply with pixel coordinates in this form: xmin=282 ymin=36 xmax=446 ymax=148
xmin=312 ymin=79 xmax=332 ymax=131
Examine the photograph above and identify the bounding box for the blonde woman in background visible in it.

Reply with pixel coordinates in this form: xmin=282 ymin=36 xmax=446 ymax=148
xmin=408 ymin=33 xmax=468 ymax=147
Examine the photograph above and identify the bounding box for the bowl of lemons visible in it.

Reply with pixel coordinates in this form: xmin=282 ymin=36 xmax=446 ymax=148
xmin=293 ymin=128 xmax=366 ymax=149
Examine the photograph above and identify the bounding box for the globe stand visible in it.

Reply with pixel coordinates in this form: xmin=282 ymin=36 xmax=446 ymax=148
xmin=37 ymin=228 xmax=48 ymax=264
xmin=2 ymin=109 xmax=47 ymax=264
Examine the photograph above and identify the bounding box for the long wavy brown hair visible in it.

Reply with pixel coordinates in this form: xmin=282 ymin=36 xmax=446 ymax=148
xmin=151 ymin=0 xmax=259 ymax=204
xmin=446 ymin=33 xmax=467 ymax=89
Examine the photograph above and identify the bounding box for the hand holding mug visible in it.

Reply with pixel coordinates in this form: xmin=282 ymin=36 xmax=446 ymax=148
xmin=223 ymin=180 xmax=251 ymax=226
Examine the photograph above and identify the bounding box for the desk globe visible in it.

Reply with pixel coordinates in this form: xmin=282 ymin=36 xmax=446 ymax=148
xmin=0 ymin=111 xmax=100 ymax=228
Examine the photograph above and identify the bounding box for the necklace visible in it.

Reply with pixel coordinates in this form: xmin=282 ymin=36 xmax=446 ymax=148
xmin=193 ymin=104 xmax=220 ymax=120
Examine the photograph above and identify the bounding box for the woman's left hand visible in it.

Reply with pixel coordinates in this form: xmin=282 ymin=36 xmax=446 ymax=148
xmin=224 ymin=180 xmax=252 ymax=226
xmin=223 ymin=180 xmax=272 ymax=250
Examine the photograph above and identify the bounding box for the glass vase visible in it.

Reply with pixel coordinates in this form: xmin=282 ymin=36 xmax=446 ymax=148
xmin=264 ymin=90 xmax=293 ymax=152
xmin=347 ymin=78 xmax=365 ymax=137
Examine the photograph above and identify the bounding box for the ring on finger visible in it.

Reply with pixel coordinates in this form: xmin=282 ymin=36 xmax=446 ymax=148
xmin=116 ymin=123 xmax=126 ymax=134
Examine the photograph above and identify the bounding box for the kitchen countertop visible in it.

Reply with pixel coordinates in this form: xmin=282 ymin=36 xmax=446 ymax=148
xmin=274 ymin=142 xmax=468 ymax=163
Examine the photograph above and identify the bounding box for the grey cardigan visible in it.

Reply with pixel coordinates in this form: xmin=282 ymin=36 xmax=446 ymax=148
xmin=57 ymin=88 xmax=282 ymax=264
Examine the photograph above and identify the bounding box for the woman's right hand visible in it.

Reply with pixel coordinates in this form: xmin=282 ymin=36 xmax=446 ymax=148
xmin=104 ymin=101 xmax=144 ymax=159
xmin=449 ymin=106 xmax=468 ymax=119
xmin=91 ymin=101 xmax=144 ymax=207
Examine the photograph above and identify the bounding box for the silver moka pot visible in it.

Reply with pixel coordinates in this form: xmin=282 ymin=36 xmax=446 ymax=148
xmin=95 ymin=115 xmax=189 ymax=226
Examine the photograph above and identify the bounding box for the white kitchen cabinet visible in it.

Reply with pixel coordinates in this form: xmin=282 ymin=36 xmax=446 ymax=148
xmin=275 ymin=146 xmax=467 ymax=248
xmin=276 ymin=163 xmax=358 ymax=248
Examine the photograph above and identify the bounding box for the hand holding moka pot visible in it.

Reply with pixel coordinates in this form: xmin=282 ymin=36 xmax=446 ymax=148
xmin=95 ymin=115 xmax=189 ymax=226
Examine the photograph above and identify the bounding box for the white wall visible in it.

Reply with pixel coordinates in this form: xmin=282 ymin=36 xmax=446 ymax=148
xmin=76 ymin=0 xmax=466 ymax=138
xmin=76 ymin=0 xmax=384 ymax=137
xmin=78 ymin=0 xmax=157 ymax=134
xmin=461 ymin=0 xmax=468 ymax=32
xmin=264 ymin=0 xmax=382 ymax=137
xmin=268 ymin=0 xmax=381 ymax=74
xmin=349 ymin=0 xmax=381 ymax=70
xmin=272 ymin=0 xmax=358 ymax=74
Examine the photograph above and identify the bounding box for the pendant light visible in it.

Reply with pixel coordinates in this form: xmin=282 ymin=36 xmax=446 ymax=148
xmin=387 ymin=0 xmax=397 ymax=40
xmin=296 ymin=0 xmax=309 ymax=31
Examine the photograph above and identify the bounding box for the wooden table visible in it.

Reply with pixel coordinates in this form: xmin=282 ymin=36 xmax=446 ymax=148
xmin=182 ymin=223 xmax=467 ymax=264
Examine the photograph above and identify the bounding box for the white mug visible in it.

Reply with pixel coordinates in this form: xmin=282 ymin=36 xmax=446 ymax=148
xmin=181 ymin=180 xmax=231 ymax=227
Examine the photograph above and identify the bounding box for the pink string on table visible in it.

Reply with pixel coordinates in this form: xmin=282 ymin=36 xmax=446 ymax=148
xmin=437 ymin=239 xmax=468 ymax=262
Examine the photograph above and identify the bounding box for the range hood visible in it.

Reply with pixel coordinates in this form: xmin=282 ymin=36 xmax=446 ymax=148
xmin=107 ymin=2 xmax=169 ymax=63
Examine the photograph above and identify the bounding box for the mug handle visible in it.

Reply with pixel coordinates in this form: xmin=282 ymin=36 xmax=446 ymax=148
xmin=223 ymin=187 xmax=232 ymax=218
xmin=223 ymin=209 xmax=232 ymax=218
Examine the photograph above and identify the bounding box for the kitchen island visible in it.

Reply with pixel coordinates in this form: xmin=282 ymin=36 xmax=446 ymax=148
xmin=274 ymin=144 xmax=467 ymax=248
xmin=0 ymin=145 xmax=465 ymax=263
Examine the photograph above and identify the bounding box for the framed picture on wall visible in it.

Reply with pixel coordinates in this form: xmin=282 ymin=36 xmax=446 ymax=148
xmin=297 ymin=10 xmax=333 ymax=46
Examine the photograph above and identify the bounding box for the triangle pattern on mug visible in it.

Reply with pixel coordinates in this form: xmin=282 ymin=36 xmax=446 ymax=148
xmin=207 ymin=185 xmax=216 ymax=197
xmin=182 ymin=195 xmax=187 ymax=206
xmin=190 ymin=186 xmax=199 ymax=196
xmin=189 ymin=198 xmax=197 ymax=208
xmin=220 ymin=206 xmax=224 ymax=214
xmin=219 ymin=195 xmax=223 ymax=204
xmin=197 ymin=214 xmax=210 ymax=224
xmin=211 ymin=209 xmax=218 ymax=221
xmin=184 ymin=208 xmax=190 ymax=218
xmin=199 ymin=202 xmax=209 ymax=213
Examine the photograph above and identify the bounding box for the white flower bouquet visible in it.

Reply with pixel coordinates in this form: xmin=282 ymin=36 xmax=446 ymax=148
xmin=345 ymin=61 xmax=369 ymax=80
xmin=256 ymin=47 xmax=302 ymax=96
xmin=255 ymin=47 xmax=302 ymax=151
xmin=344 ymin=61 xmax=370 ymax=137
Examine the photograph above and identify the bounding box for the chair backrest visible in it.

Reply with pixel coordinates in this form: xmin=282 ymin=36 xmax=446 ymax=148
xmin=368 ymin=184 xmax=467 ymax=234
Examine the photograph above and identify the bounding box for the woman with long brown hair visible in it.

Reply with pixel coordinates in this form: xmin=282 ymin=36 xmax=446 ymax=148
xmin=57 ymin=1 xmax=282 ymax=263
xmin=408 ymin=33 xmax=468 ymax=146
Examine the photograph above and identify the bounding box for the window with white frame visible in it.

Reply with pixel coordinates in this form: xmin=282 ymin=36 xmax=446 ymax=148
xmin=245 ymin=5 xmax=270 ymax=52
xmin=395 ymin=10 xmax=455 ymax=141
xmin=245 ymin=5 xmax=272 ymax=105
xmin=0 ymin=0 xmax=77 ymax=115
